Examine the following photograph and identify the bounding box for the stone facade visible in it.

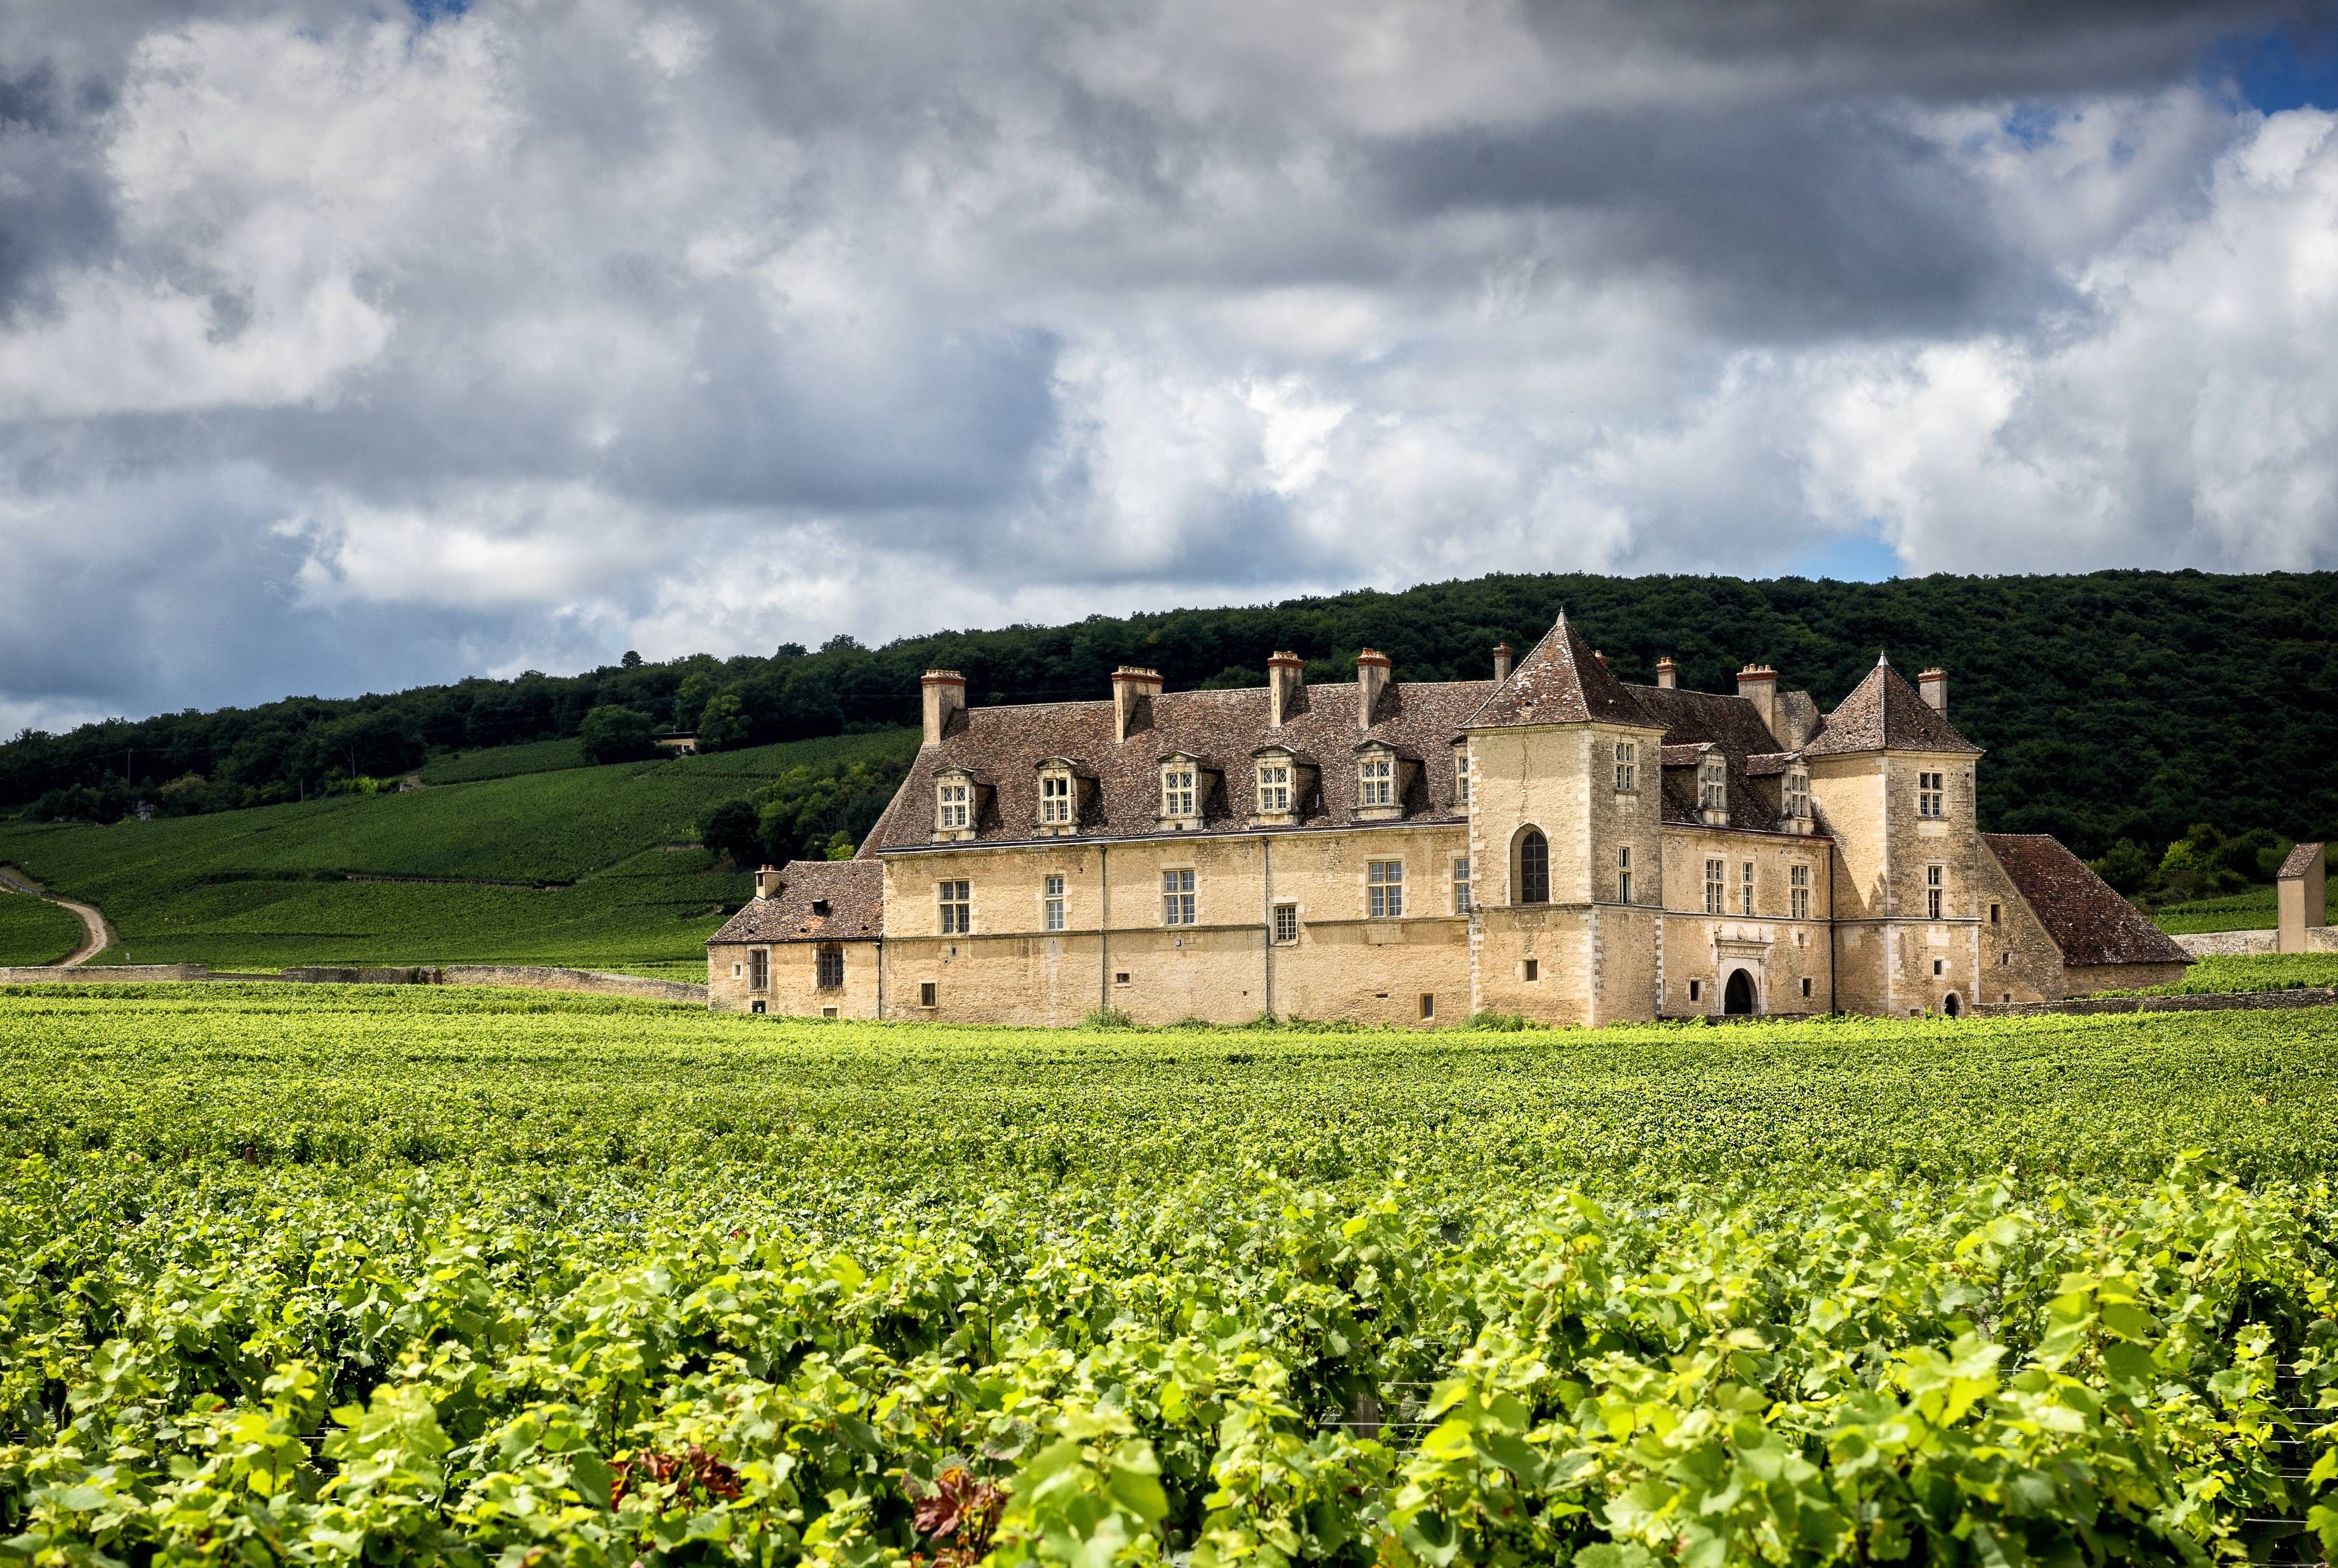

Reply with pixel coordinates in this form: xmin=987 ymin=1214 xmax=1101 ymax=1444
xmin=708 ymin=617 xmax=2192 ymax=1023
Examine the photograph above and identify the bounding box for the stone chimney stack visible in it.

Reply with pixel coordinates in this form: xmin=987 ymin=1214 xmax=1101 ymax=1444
xmin=920 ymin=670 xmax=966 ymax=747
xmin=1111 ymin=666 xmax=1162 ymax=744
xmin=1492 ymin=642 xmax=1515 ymax=682
xmin=754 ymin=865 xmax=783 ymax=900
xmin=1736 ymin=663 xmax=1778 ymax=741
xmin=1355 ymin=648 xmax=1392 ymax=731
xmin=1655 ymin=657 xmax=1678 ymax=690
xmin=1592 ymin=649 xmax=1609 ymax=670
xmin=1919 ymin=667 xmax=1948 ymax=715
xmin=1267 ymin=651 xmax=1306 ymax=727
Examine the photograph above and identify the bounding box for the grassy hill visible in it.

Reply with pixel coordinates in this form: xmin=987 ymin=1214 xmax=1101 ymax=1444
xmin=0 ymin=729 xmax=916 ymax=974
xmin=0 ymin=889 xmax=83 ymax=965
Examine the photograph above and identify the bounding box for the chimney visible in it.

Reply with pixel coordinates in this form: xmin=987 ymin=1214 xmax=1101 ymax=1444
xmin=1655 ymin=657 xmax=1677 ymax=690
xmin=1492 ymin=642 xmax=1515 ymax=682
xmin=1592 ymin=649 xmax=1609 ymax=670
xmin=1736 ymin=663 xmax=1778 ymax=741
xmin=1354 ymin=648 xmax=1392 ymax=731
xmin=754 ymin=865 xmax=782 ymax=900
xmin=920 ymin=670 xmax=966 ymax=747
xmin=1267 ymin=651 xmax=1306 ymax=726
xmin=1111 ymin=666 xmax=1162 ymax=743
xmin=1918 ymin=667 xmax=1947 ymax=715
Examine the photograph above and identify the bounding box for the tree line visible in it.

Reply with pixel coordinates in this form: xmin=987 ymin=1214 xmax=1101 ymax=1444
xmin=5 ymin=570 xmax=2334 ymax=867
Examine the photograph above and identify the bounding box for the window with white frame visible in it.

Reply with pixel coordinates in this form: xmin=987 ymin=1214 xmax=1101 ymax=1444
xmin=1918 ymin=771 xmax=1945 ymax=818
xmin=1614 ymin=740 xmax=1637 ymax=793
xmin=1926 ymin=864 xmax=1944 ymax=920
xmin=1454 ymin=749 xmax=1470 ymax=806
xmin=1255 ymin=758 xmax=1291 ymax=814
xmin=1367 ymin=859 xmax=1403 ymax=918
xmin=1785 ymin=766 xmax=1811 ymax=820
xmin=1358 ymin=752 xmax=1394 ymax=808
xmin=1739 ymin=861 xmax=1755 ymax=915
xmin=938 ymin=880 xmax=971 ymax=934
xmin=1617 ymin=844 xmax=1634 ymax=904
xmin=1161 ymin=763 xmax=1197 ymax=820
xmin=1038 ymin=771 xmax=1073 ymax=825
xmin=1273 ymin=903 xmax=1298 ymax=943
xmin=1453 ymin=857 xmax=1472 ymax=913
xmin=1704 ymin=858 xmax=1725 ymax=914
xmin=1162 ymin=869 xmax=1196 ymax=926
xmin=936 ymin=779 xmax=970 ymax=830
xmin=1043 ymin=874 xmax=1066 ymax=932
xmin=1789 ymin=863 xmax=1810 ymax=920
xmin=1699 ymin=755 xmax=1726 ymax=813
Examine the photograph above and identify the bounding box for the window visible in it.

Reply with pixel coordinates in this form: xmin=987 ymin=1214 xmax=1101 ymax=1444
xmin=1926 ymin=864 xmax=1943 ymax=920
xmin=816 ymin=943 xmax=844 ymax=989
xmin=1039 ymin=771 xmax=1073 ymax=825
xmin=1419 ymin=992 xmax=1435 ymax=1021
xmin=1739 ymin=861 xmax=1755 ymax=916
xmin=1453 ymin=858 xmax=1472 ymax=914
xmin=1358 ymin=753 xmax=1394 ymax=807
xmin=1455 ymin=751 xmax=1471 ymax=806
xmin=1999 ymin=950 xmax=2012 ymax=966
xmin=1933 ymin=958 xmax=1944 ymax=976
xmin=1368 ymin=859 xmax=1404 ymax=918
xmin=1273 ymin=903 xmax=1298 ymax=943
xmin=1704 ymin=858 xmax=1725 ymax=915
xmin=1688 ymin=978 xmax=1702 ymax=1003
xmin=1617 ymin=845 xmax=1634 ymax=905
xmin=751 ymin=999 xmax=765 ymax=1014
xmin=1918 ymin=771 xmax=1944 ymax=818
xmin=1613 ymin=740 xmax=1637 ymax=793
xmin=1044 ymin=874 xmax=1066 ymax=932
xmin=1162 ymin=868 xmax=1196 ymax=926
xmin=1785 ymin=765 xmax=1811 ymax=820
xmin=1699 ymin=755 xmax=1726 ymax=813
xmin=1115 ymin=971 xmax=1131 ymax=985
xmin=1517 ymin=830 xmax=1549 ymax=904
xmin=1789 ymin=863 xmax=1810 ymax=920
xmin=1256 ymin=758 xmax=1291 ymax=814
xmin=748 ymin=948 xmax=768 ymax=990
xmin=1162 ymin=764 xmax=1197 ymax=820
xmin=938 ymin=880 xmax=971 ymax=934
xmin=936 ymin=779 xmax=970 ymax=830
xmin=821 ymin=1005 xmax=838 ymax=1018
xmin=1989 ymin=902 xmax=2001 ymax=925
xmin=918 ymin=981 xmax=937 ymax=1008
xmin=1523 ymin=957 xmax=1539 ymax=982
xmin=1800 ymin=976 xmax=1813 ymax=999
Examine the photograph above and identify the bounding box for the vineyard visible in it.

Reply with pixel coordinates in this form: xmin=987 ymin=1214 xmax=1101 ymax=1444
xmin=0 ymin=894 xmax=80 ymax=967
xmin=2 ymin=986 xmax=2335 ymax=1566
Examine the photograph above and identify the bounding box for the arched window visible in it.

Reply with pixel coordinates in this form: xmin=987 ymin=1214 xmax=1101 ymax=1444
xmin=1516 ymin=828 xmax=1549 ymax=905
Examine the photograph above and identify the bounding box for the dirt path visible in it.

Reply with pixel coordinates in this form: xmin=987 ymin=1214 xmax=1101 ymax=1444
xmin=0 ymin=865 xmax=112 ymax=966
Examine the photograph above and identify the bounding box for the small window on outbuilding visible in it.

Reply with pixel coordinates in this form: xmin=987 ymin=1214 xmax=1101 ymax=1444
xmin=816 ymin=943 xmax=844 ymax=989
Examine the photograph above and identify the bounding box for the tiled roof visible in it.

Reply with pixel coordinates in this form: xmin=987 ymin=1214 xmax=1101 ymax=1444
xmin=1803 ymin=657 xmax=1980 ymax=756
xmin=2278 ymin=842 xmax=2326 ymax=880
xmin=1629 ymin=682 xmax=1802 ymax=835
xmin=1982 ymin=833 xmax=2190 ymax=968
xmin=708 ymin=858 xmax=885 ymax=944
xmin=874 ymin=678 xmax=1494 ymax=850
xmin=1464 ymin=615 xmax=1657 ymax=730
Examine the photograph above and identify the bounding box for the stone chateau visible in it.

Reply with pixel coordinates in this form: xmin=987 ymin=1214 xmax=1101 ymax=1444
xmin=707 ymin=615 xmax=2189 ymax=1024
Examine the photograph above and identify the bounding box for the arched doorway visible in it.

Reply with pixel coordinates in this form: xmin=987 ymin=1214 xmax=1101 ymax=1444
xmin=1723 ymin=969 xmax=1757 ymax=1015
xmin=1943 ymin=993 xmax=1961 ymax=1019
xmin=1515 ymin=827 xmax=1549 ymax=904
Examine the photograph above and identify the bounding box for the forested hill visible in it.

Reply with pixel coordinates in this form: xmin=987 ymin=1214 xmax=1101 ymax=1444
xmin=5 ymin=570 xmax=2334 ymax=859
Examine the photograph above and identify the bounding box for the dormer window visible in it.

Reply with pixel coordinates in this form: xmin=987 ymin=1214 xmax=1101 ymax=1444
xmin=936 ymin=779 xmax=971 ymax=830
xmin=1613 ymin=740 xmax=1637 ymax=793
xmin=1358 ymin=753 xmax=1394 ymax=808
xmin=1698 ymin=755 xmax=1727 ymax=815
xmin=1454 ymin=747 xmax=1471 ymax=807
xmin=1256 ymin=757 xmax=1290 ymax=814
xmin=1162 ymin=761 xmax=1198 ymax=821
xmin=1039 ymin=770 xmax=1073 ymax=825
xmin=1786 ymin=765 xmax=1811 ymax=820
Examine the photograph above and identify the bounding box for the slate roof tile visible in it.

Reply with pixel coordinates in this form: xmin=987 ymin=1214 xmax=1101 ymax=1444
xmin=708 ymin=858 xmax=885 ymax=944
xmin=1983 ymin=833 xmax=2190 ymax=968
xmin=1803 ymin=658 xmax=1980 ymax=756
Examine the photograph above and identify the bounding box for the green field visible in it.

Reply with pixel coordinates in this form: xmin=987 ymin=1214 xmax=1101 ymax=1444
xmin=0 ymin=729 xmax=915 ymax=972
xmin=2 ymin=987 xmax=2335 ymax=1565
xmin=0 ymin=890 xmax=80 ymax=965
xmin=418 ymin=736 xmax=590 ymax=783
xmin=2155 ymin=881 xmax=2338 ymax=934
xmin=2141 ymin=951 xmax=2338 ymax=993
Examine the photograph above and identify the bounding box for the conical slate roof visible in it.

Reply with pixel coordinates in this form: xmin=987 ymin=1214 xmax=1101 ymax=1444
xmin=1464 ymin=613 xmax=1658 ymax=730
xmin=1803 ymin=656 xmax=1979 ymax=755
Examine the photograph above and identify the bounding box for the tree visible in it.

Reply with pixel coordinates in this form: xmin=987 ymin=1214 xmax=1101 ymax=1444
xmin=696 ymin=690 xmax=751 ymax=752
xmin=620 ymin=649 xmax=643 ymax=668
xmin=699 ymin=798 xmax=764 ymax=869
xmin=578 ymin=705 xmax=659 ymax=765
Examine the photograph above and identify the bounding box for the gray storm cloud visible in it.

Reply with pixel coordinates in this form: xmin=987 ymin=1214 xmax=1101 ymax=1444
xmin=0 ymin=0 xmax=2332 ymax=730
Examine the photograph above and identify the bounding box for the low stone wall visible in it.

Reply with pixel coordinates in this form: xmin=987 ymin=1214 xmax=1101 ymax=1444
xmin=1975 ymin=987 xmax=2338 ymax=1017
xmin=2172 ymin=926 xmax=2338 ymax=956
xmin=279 ymin=966 xmax=443 ymax=985
xmin=439 ymin=965 xmax=707 ymax=1005
xmin=0 ymin=964 xmax=209 ymax=983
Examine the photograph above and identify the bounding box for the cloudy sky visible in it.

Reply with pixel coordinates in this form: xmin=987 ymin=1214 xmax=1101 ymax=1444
xmin=2 ymin=0 xmax=2336 ymax=732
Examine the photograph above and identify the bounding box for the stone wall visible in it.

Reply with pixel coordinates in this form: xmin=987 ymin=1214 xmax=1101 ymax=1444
xmin=438 ymin=965 xmax=709 ymax=1004
xmin=1975 ymin=988 xmax=2338 ymax=1017
xmin=2173 ymin=927 xmax=2338 ymax=957
xmin=709 ymin=940 xmax=882 ymax=1017
xmin=0 ymin=964 xmax=209 ymax=983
